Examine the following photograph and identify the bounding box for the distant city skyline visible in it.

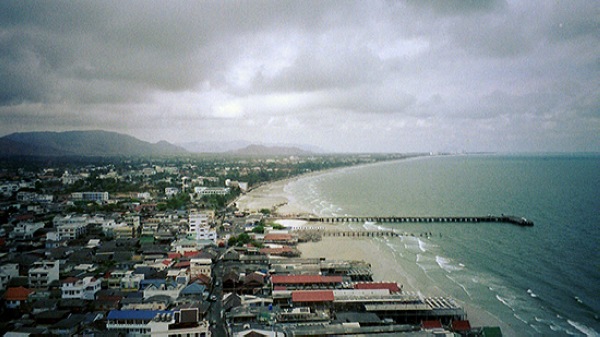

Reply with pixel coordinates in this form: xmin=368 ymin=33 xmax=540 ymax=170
xmin=1 ymin=1 xmax=598 ymax=153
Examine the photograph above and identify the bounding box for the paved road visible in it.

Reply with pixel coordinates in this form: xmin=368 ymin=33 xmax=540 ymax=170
xmin=208 ymin=250 xmax=226 ymax=336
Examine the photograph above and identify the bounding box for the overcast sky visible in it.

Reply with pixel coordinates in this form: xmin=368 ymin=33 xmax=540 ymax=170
xmin=1 ymin=1 xmax=598 ymax=153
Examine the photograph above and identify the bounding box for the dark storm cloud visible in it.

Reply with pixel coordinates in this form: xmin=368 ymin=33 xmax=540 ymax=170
xmin=0 ymin=0 xmax=598 ymax=152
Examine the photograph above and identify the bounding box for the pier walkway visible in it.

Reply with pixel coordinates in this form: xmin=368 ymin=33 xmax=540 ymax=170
xmin=278 ymin=215 xmax=534 ymax=227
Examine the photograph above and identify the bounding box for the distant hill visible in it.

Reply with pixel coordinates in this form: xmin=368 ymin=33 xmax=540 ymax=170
xmin=229 ymin=144 xmax=312 ymax=156
xmin=179 ymin=140 xmax=324 ymax=154
xmin=0 ymin=130 xmax=187 ymax=157
xmin=178 ymin=140 xmax=252 ymax=153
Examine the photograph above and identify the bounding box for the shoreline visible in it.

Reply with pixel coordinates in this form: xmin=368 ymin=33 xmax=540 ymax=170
xmin=236 ymin=153 xmax=516 ymax=334
xmin=295 ymin=235 xmax=517 ymax=335
xmin=235 ymin=154 xmax=433 ymax=215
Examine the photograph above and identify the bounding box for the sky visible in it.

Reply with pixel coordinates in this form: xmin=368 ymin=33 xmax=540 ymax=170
xmin=0 ymin=1 xmax=598 ymax=153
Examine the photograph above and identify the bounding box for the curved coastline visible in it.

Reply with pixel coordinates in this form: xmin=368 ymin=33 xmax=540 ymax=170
xmin=235 ymin=153 xmax=515 ymax=335
xmin=235 ymin=153 xmax=436 ymax=214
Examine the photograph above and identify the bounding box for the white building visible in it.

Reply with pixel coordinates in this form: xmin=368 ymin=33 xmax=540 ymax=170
xmin=165 ymin=187 xmax=179 ymax=197
xmin=10 ymin=222 xmax=44 ymax=240
xmin=190 ymin=258 xmax=212 ymax=279
xmin=71 ymin=191 xmax=109 ymax=202
xmin=194 ymin=186 xmax=230 ymax=196
xmin=136 ymin=192 xmax=152 ymax=200
xmin=61 ymin=276 xmax=102 ymax=300
xmin=57 ymin=222 xmax=88 ymax=240
xmin=0 ymin=182 xmax=19 ymax=196
xmin=143 ymin=282 xmax=185 ymax=301
xmin=16 ymin=191 xmax=53 ymax=203
xmin=225 ymin=180 xmax=249 ymax=192
xmin=61 ymin=171 xmax=85 ymax=185
xmin=28 ymin=260 xmax=60 ymax=289
xmin=106 ymin=309 xmax=210 ymax=337
xmin=0 ymin=264 xmax=19 ymax=291
xmin=120 ymin=272 xmax=145 ymax=292
xmin=53 ymin=214 xmax=91 ymax=227
xmin=188 ymin=212 xmax=217 ymax=242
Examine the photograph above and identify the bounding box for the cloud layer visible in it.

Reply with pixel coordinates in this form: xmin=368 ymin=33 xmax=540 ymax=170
xmin=1 ymin=0 xmax=598 ymax=152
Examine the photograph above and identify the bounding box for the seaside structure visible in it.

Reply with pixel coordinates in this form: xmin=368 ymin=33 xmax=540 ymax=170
xmin=0 ymin=154 xmax=515 ymax=335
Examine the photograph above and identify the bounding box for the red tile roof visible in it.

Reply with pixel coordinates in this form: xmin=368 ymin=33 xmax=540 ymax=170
xmin=259 ymin=247 xmax=295 ymax=255
xmin=292 ymin=290 xmax=334 ymax=303
xmin=354 ymin=282 xmax=400 ymax=293
xmin=174 ymin=261 xmax=190 ymax=268
xmin=271 ymin=275 xmax=343 ymax=285
xmin=451 ymin=320 xmax=472 ymax=331
xmin=183 ymin=250 xmax=200 ymax=257
xmin=422 ymin=320 xmax=443 ymax=329
xmin=264 ymin=233 xmax=293 ymax=241
xmin=4 ymin=287 xmax=34 ymax=301
xmin=61 ymin=277 xmax=80 ymax=284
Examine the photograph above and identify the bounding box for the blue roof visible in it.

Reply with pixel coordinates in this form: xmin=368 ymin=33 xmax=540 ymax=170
xmin=107 ymin=310 xmax=173 ymax=321
xmin=181 ymin=283 xmax=206 ymax=295
xmin=140 ymin=279 xmax=166 ymax=289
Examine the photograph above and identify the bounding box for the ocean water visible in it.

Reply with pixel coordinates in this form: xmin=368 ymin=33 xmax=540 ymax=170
xmin=285 ymin=154 xmax=600 ymax=336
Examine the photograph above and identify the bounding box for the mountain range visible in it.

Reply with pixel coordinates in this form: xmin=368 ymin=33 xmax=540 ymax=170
xmin=0 ymin=130 xmax=186 ymax=157
xmin=0 ymin=130 xmax=316 ymax=157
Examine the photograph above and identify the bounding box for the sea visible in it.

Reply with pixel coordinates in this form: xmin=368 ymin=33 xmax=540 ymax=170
xmin=284 ymin=154 xmax=599 ymax=336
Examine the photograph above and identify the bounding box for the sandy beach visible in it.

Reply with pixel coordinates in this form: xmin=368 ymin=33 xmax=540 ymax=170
xmin=298 ymin=236 xmax=414 ymax=290
xmin=296 ymin=235 xmax=516 ymax=334
xmin=237 ymin=171 xmax=517 ymax=335
xmin=235 ymin=178 xmax=308 ymax=215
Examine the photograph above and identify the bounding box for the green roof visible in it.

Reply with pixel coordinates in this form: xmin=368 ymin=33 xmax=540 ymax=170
xmin=482 ymin=326 xmax=503 ymax=337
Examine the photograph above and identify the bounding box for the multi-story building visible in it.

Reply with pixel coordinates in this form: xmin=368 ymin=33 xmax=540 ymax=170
xmin=194 ymin=186 xmax=230 ymax=196
xmin=120 ymin=272 xmax=144 ymax=292
xmin=142 ymin=282 xmax=185 ymax=301
xmin=188 ymin=212 xmax=216 ymax=242
xmin=61 ymin=171 xmax=85 ymax=185
xmin=0 ymin=182 xmax=20 ymax=196
xmin=106 ymin=309 xmax=210 ymax=337
xmin=107 ymin=270 xmax=129 ymax=289
xmin=10 ymin=222 xmax=45 ymax=240
xmin=28 ymin=260 xmax=60 ymax=289
xmin=53 ymin=214 xmax=90 ymax=227
xmin=71 ymin=191 xmax=109 ymax=202
xmin=57 ymin=222 xmax=88 ymax=240
xmin=16 ymin=191 xmax=54 ymax=203
xmin=113 ymin=223 xmax=135 ymax=239
xmin=164 ymin=187 xmax=179 ymax=197
xmin=0 ymin=264 xmax=19 ymax=291
xmin=190 ymin=258 xmax=212 ymax=279
xmin=61 ymin=276 xmax=102 ymax=300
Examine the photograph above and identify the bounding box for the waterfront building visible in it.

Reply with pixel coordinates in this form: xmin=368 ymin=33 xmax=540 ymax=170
xmin=194 ymin=186 xmax=230 ymax=196
xmin=106 ymin=309 xmax=210 ymax=336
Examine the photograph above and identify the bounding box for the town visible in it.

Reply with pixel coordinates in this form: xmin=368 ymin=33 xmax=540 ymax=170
xmin=0 ymin=153 xmax=499 ymax=336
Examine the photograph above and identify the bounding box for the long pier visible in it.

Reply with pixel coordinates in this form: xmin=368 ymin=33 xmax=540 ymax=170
xmin=281 ymin=215 xmax=534 ymax=227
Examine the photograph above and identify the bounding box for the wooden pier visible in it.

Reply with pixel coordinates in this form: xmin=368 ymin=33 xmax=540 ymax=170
xmin=281 ymin=215 xmax=534 ymax=227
